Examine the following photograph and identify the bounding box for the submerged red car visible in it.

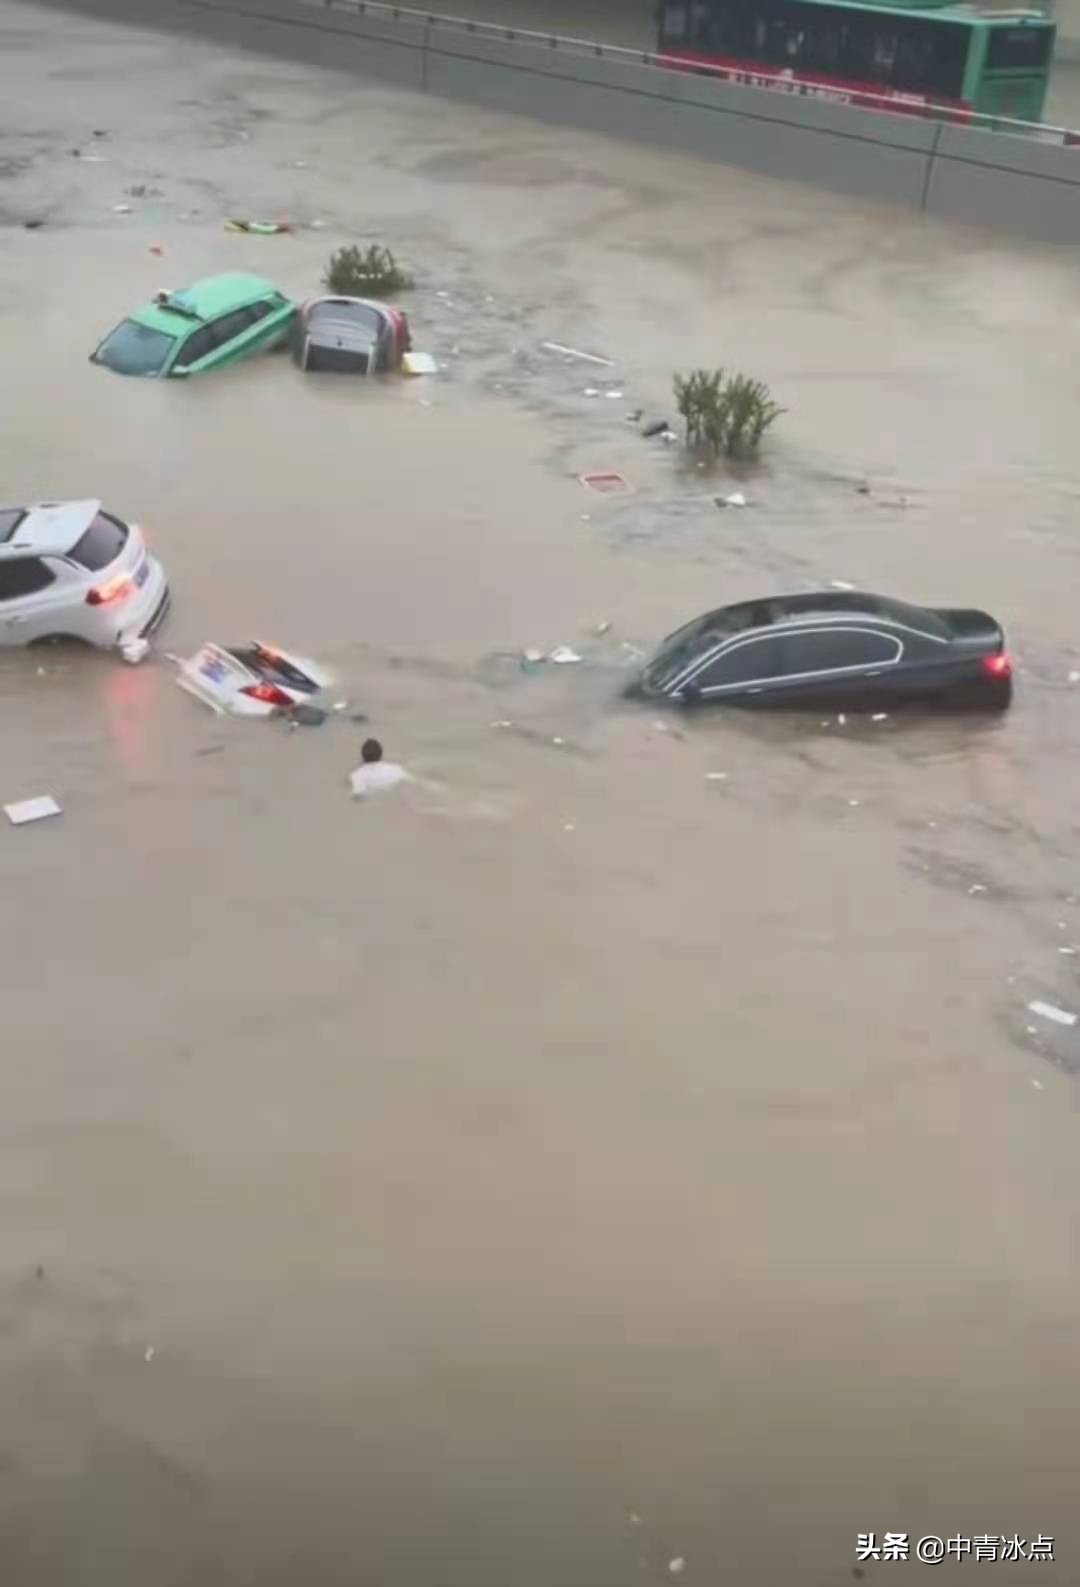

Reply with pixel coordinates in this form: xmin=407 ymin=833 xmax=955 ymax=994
xmin=291 ymin=296 xmax=411 ymax=375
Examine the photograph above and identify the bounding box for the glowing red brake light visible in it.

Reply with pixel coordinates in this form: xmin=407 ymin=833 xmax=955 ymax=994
xmin=982 ymin=653 xmax=1012 ymax=678
xmin=85 ymin=573 xmax=135 ymax=607
xmin=240 ymin=682 xmax=293 ymax=708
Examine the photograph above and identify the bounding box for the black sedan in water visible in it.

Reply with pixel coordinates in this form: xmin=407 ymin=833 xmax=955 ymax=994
xmin=638 ymin=592 xmax=1013 ymax=710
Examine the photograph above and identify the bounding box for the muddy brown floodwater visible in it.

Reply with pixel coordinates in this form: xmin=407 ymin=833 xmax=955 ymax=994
xmin=2 ymin=1 xmax=1080 ymax=1581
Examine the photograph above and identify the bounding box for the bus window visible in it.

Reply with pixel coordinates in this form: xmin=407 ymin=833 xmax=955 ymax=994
xmin=659 ymin=2 xmax=688 ymax=44
xmin=985 ymin=26 xmax=1053 ymax=71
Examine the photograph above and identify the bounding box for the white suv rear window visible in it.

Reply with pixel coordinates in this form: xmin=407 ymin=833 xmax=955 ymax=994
xmin=70 ymin=512 xmax=127 ymax=571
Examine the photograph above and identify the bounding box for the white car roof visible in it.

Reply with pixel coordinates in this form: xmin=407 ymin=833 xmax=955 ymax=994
xmin=0 ymin=499 xmax=102 ymax=557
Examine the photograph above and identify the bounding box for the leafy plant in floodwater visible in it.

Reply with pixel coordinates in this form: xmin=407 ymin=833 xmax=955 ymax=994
xmin=672 ymin=367 xmax=784 ymax=458
xmin=673 ymin=368 xmax=723 ymax=447
xmin=722 ymin=373 xmax=785 ymax=459
xmin=323 ymin=243 xmax=414 ymax=299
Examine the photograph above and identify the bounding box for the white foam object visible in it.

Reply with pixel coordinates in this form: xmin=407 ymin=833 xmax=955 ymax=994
xmin=5 ymin=796 xmax=62 ymax=826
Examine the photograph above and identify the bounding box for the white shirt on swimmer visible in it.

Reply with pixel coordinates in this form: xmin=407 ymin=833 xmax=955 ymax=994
xmin=349 ymin=761 xmax=410 ymax=797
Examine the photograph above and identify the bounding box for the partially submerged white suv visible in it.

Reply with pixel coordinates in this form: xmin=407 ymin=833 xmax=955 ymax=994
xmin=0 ymin=500 xmax=169 ymax=654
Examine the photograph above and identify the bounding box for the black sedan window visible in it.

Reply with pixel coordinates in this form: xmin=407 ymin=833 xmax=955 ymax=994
xmin=696 ymin=634 xmax=790 ymax=688
xmin=645 ymin=608 xmax=762 ymax=688
xmin=785 ymin=629 xmax=901 ymax=674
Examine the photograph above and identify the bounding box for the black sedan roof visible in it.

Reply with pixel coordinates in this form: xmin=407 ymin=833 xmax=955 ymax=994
xmin=677 ymin=592 xmax=950 ymax=643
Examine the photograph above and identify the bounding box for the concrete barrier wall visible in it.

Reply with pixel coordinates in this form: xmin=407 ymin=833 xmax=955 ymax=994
xmin=46 ymin=0 xmax=1080 ymax=239
xmin=927 ymin=122 xmax=1080 ymax=241
xmin=422 ymin=30 xmax=941 ymax=207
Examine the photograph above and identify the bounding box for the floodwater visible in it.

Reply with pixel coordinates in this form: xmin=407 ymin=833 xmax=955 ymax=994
xmin=2 ymin=0 xmax=1080 ymax=1581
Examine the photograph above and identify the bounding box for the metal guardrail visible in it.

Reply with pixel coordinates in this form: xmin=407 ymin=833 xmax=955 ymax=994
xmin=319 ymin=0 xmax=1079 ymax=143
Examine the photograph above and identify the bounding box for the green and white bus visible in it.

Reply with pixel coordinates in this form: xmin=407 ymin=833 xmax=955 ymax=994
xmin=657 ymin=0 xmax=1056 ymax=124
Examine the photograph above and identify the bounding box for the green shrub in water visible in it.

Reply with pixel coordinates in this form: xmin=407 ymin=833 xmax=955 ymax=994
xmin=323 ymin=244 xmax=414 ymax=299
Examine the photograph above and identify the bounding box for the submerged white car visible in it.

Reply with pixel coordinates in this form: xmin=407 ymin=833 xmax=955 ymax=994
xmin=175 ymin=642 xmax=332 ymax=716
xmin=0 ymin=500 xmax=169 ymax=653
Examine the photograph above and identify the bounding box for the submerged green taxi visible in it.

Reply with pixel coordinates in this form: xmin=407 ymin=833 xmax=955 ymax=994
xmin=91 ymin=273 xmax=297 ymax=378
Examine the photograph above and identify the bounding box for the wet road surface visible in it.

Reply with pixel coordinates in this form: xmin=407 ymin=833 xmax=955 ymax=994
xmin=1 ymin=1 xmax=1080 ymax=1581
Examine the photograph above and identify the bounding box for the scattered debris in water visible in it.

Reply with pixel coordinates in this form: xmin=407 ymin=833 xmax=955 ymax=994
xmin=5 ymin=795 xmax=62 ymax=826
xmin=580 ymin=471 xmax=633 ymax=495
xmin=1027 ymin=999 xmax=1077 ymax=1028
xmin=225 ymin=218 xmax=292 ymax=234
xmin=540 ymin=340 xmax=614 ymax=367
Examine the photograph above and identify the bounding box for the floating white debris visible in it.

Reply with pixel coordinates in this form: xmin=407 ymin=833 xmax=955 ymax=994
xmin=669 ymin=1560 xmax=687 ymax=1576
xmin=564 ymin=822 xmax=576 ymax=832
xmin=491 ymin=720 xmax=513 ymax=728
xmin=605 ymin=390 xmax=624 ymax=399
xmin=552 ymin=736 xmax=565 ymax=745
xmin=549 ymin=646 xmax=582 ymax=664
xmin=969 ymin=884 xmax=987 ymax=895
xmin=1028 ymin=999 xmax=1078 ymax=1027
xmin=847 ymin=798 xmax=861 ymax=807
xmin=871 ymin=712 xmax=888 ymax=722
xmin=402 ymin=351 xmax=438 ymax=376
xmin=837 ymin=713 xmax=847 ymax=726
xmin=1068 ymin=670 xmax=1080 ymax=684
xmin=583 ymin=387 xmax=601 ymax=397
xmin=705 ymin=772 xmax=728 ymax=781
xmin=5 ymin=796 xmax=62 ymax=826
xmin=594 ymin=621 xmax=611 ymax=635
xmin=830 ymin=579 xmax=857 ymax=590
xmin=523 ymin=649 xmax=544 ymax=664
xmin=144 ymin=1346 xmax=155 ymax=1362
xmin=1059 ymin=946 xmax=1077 ymax=956
xmin=1032 ymin=1078 xmax=1044 ymax=1089
xmin=540 ymin=340 xmax=615 ymax=367
xmin=717 ymin=491 xmax=749 ymax=508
